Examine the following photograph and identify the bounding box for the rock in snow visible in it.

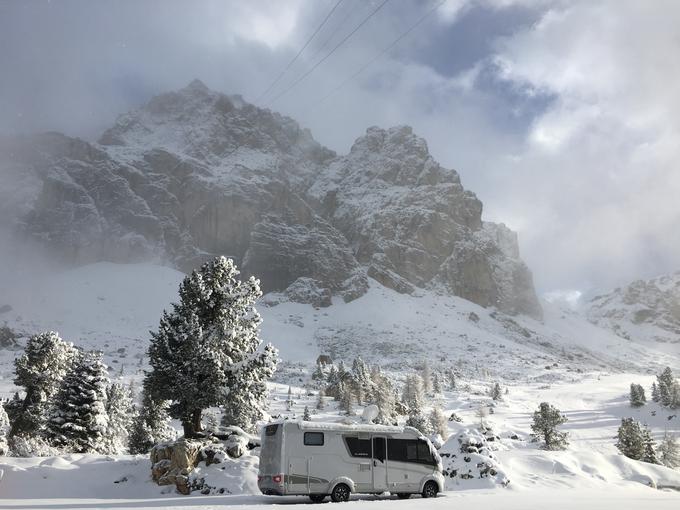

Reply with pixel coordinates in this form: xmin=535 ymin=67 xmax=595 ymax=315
xmin=0 ymin=80 xmax=541 ymax=319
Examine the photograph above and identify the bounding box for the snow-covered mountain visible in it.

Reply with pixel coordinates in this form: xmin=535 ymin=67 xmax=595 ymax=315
xmin=0 ymin=80 xmax=541 ymax=319
xmin=587 ymin=272 xmax=680 ymax=346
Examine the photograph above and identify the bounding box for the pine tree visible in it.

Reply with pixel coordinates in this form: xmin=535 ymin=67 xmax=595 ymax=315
xmin=128 ymin=386 xmax=174 ymax=454
xmin=445 ymin=369 xmax=457 ymax=391
xmin=11 ymin=331 xmax=77 ymax=437
xmin=657 ymin=367 xmax=675 ymax=407
xmin=428 ymin=407 xmax=448 ymax=439
xmin=629 ymin=383 xmax=646 ymax=407
xmin=490 ymin=382 xmax=503 ymax=401
xmin=641 ymin=426 xmax=659 ymax=464
xmin=286 ymin=386 xmax=294 ymax=411
xmin=316 ymin=388 xmax=326 ymax=410
xmin=372 ymin=373 xmax=397 ymax=425
xmin=339 ymin=381 xmax=353 ymax=416
xmin=671 ymin=381 xmax=680 ymax=410
xmin=403 ymin=374 xmax=428 ymax=433
xmin=616 ymin=418 xmax=645 ymax=460
xmin=432 ymin=373 xmax=442 ymax=395
xmin=658 ymin=432 xmax=680 ymax=468
xmin=45 ymin=352 xmax=110 ymax=453
xmin=145 ymin=257 xmax=278 ymax=436
xmin=0 ymin=401 xmax=10 ymax=455
xmin=351 ymin=357 xmax=374 ymax=404
xmin=421 ymin=361 xmax=432 ymax=395
xmin=651 ymin=382 xmax=660 ymax=402
xmin=303 ymin=406 xmax=311 ymax=421
xmin=104 ymin=383 xmax=135 ymax=454
xmin=531 ymin=402 xmax=569 ymax=450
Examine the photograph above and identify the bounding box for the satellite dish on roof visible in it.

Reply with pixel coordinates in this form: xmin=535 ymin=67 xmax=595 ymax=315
xmin=362 ymin=404 xmax=379 ymax=423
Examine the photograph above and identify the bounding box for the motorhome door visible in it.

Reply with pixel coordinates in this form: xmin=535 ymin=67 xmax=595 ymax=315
xmin=372 ymin=436 xmax=388 ymax=491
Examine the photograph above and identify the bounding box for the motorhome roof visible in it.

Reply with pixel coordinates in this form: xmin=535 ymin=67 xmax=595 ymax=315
xmin=273 ymin=420 xmax=419 ymax=435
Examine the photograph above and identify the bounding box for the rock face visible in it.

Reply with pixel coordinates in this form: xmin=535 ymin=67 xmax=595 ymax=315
xmin=587 ymin=272 xmax=680 ymax=344
xmin=0 ymin=80 xmax=541 ymax=318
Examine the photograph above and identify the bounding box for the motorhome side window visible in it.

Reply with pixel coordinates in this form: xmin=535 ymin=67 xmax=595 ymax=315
xmin=303 ymin=432 xmax=324 ymax=446
xmin=344 ymin=436 xmax=371 ymax=457
xmin=387 ymin=438 xmax=436 ymax=465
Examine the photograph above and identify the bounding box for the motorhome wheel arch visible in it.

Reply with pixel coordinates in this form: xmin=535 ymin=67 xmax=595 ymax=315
xmin=258 ymin=420 xmax=444 ymax=502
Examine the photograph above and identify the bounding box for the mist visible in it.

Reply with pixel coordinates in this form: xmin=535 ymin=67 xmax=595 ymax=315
xmin=2 ymin=0 xmax=680 ymax=297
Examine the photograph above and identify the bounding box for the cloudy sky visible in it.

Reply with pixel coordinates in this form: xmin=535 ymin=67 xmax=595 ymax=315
xmin=1 ymin=0 xmax=679 ymax=297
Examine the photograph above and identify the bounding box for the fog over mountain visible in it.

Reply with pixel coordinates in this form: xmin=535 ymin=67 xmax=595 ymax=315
xmin=2 ymin=0 xmax=680 ymax=298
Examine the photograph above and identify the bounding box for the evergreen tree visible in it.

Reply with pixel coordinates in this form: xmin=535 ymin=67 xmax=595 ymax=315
xmin=45 ymin=352 xmax=110 ymax=453
xmin=432 ymin=373 xmax=442 ymax=395
xmin=303 ymin=406 xmax=311 ymax=421
xmin=657 ymin=367 xmax=675 ymax=407
xmin=658 ymin=432 xmax=680 ymax=469
xmin=371 ymin=373 xmax=397 ymax=425
xmin=445 ymin=369 xmax=457 ymax=391
xmin=339 ymin=380 xmax=353 ymax=416
xmin=104 ymin=383 xmax=135 ymax=454
xmin=403 ymin=374 xmax=428 ymax=433
xmin=128 ymin=386 xmax=174 ymax=454
xmin=629 ymin=383 xmax=646 ymax=407
xmin=490 ymin=382 xmax=503 ymax=401
xmin=286 ymin=386 xmax=294 ymax=411
xmin=351 ymin=357 xmax=374 ymax=405
xmin=671 ymin=381 xmax=680 ymax=410
xmin=145 ymin=257 xmax=278 ymax=436
xmin=616 ymin=418 xmax=646 ymax=460
xmin=421 ymin=361 xmax=432 ymax=395
xmin=0 ymin=401 xmax=9 ymax=455
xmin=316 ymin=388 xmax=326 ymax=410
xmin=641 ymin=426 xmax=659 ymax=464
xmin=428 ymin=407 xmax=448 ymax=438
xmin=11 ymin=331 xmax=77 ymax=437
xmin=651 ymin=382 xmax=660 ymax=402
xmin=531 ymin=402 xmax=569 ymax=450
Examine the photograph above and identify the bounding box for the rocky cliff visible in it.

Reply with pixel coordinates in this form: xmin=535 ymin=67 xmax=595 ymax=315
xmin=0 ymin=80 xmax=542 ymax=319
xmin=587 ymin=272 xmax=680 ymax=344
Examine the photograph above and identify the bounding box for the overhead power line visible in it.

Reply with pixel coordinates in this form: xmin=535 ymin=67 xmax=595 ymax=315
xmin=255 ymin=0 xmax=344 ymax=104
xmin=312 ymin=0 xmax=448 ymax=109
xmin=265 ymin=0 xmax=391 ymax=107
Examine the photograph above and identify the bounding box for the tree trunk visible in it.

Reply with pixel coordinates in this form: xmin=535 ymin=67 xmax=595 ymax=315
xmin=182 ymin=409 xmax=203 ymax=438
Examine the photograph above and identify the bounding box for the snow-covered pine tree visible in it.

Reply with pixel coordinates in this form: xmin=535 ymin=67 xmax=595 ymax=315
xmin=531 ymin=402 xmax=569 ymax=450
xmin=629 ymin=383 xmax=646 ymax=407
xmin=616 ymin=418 xmax=645 ymax=460
xmin=351 ymin=357 xmax=373 ymax=405
xmin=445 ymin=369 xmax=456 ymax=391
xmin=657 ymin=367 xmax=675 ymax=407
xmin=146 ymin=257 xmax=278 ymax=436
xmin=651 ymin=382 xmax=660 ymax=402
xmin=432 ymin=373 xmax=442 ymax=395
xmin=428 ymin=407 xmax=448 ymax=439
xmin=658 ymin=431 xmax=680 ymax=468
xmin=403 ymin=374 xmax=428 ymax=433
xmin=339 ymin=380 xmax=353 ymax=416
xmin=128 ymin=386 xmax=174 ymax=455
xmin=104 ymin=383 xmax=135 ymax=454
xmin=671 ymin=381 xmax=680 ymax=410
xmin=303 ymin=406 xmax=311 ymax=421
xmin=372 ymin=373 xmax=397 ymax=425
xmin=0 ymin=401 xmax=9 ymax=455
xmin=316 ymin=388 xmax=326 ymax=410
xmin=45 ymin=351 xmax=109 ymax=453
xmin=641 ymin=426 xmax=659 ymax=464
xmin=490 ymin=382 xmax=503 ymax=401
xmin=421 ymin=361 xmax=432 ymax=395
xmin=286 ymin=386 xmax=294 ymax=411
xmin=11 ymin=331 xmax=77 ymax=437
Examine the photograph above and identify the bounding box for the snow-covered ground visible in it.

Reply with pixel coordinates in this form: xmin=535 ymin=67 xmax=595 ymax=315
xmin=0 ymin=262 xmax=679 ymax=508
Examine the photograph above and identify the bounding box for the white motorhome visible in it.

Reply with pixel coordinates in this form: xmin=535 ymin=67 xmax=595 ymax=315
xmin=258 ymin=420 xmax=444 ymax=502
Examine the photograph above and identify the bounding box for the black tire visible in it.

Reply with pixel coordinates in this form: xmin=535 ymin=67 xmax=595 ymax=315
xmin=397 ymin=493 xmax=411 ymax=499
xmin=309 ymin=494 xmax=326 ymax=503
xmin=422 ymin=481 xmax=438 ymax=498
xmin=330 ymin=483 xmax=351 ymax=503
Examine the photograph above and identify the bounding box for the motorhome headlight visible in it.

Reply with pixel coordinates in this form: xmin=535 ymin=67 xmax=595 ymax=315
xmin=272 ymin=474 xmax=283 ymax=485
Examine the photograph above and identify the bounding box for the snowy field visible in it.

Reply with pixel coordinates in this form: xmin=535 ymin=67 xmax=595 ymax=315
xmin=0 ymin=262 xmax=679 ymax=508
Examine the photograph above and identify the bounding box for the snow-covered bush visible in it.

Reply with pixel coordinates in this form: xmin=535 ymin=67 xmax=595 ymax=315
xmin=0 ymin=401 xmax=10 ymax=455
xmin=129 ymin=387 xmax=175 ymax=455
xmin=439 ymin=426 xmax=509 ymax=489
xmin=8 ymin=435 xmax=60 ymax=457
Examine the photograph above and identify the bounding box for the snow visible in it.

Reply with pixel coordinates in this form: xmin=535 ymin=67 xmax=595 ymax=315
xmin=1 ymin=261 xmax=679 ymax=508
